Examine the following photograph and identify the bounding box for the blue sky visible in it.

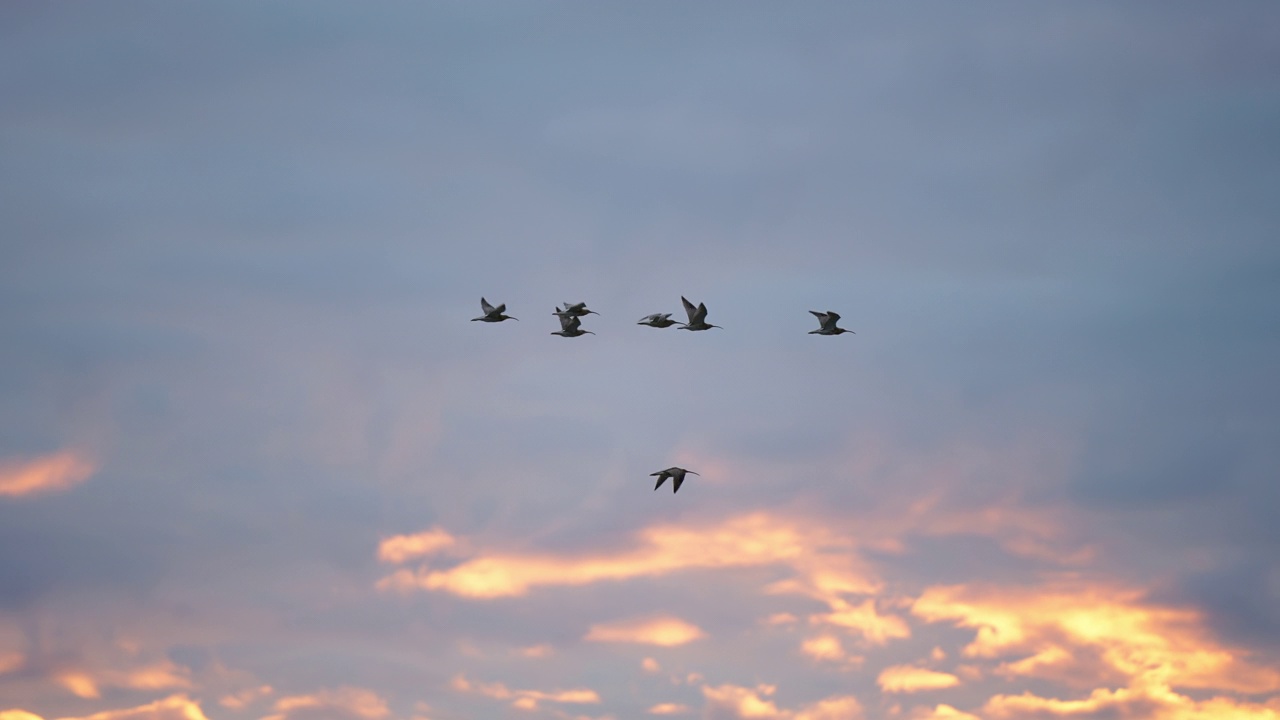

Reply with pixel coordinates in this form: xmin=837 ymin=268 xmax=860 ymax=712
xmin=2 ymin=3 xmax=1279 ymax=719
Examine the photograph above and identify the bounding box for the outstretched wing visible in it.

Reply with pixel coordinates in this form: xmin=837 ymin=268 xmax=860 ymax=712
xmin=481 ymin=297 xmax=497 ymax=315
xmin=821 ymin=311 xmax=840 ymax=330
xmin=672 ymin=475 xmax=684 ymax=493
xmin=559 ymin=313 xmax=581 ymax=332
xmin=810 ymin=310 xmax=829 ymax=325
xmin=681 ymin=296 xmax=698 ymax=323
xmin=694 ymin=302 xmax=709 ymax=324
xmin=652 ymin=471 xmax=669 ymax=490
xmin=639 ymin=314 xmax=659 ymax=323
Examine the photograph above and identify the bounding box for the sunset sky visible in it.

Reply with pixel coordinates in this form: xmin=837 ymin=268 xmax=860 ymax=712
xmin=3 ymin=3 xmax=1280 ymax=719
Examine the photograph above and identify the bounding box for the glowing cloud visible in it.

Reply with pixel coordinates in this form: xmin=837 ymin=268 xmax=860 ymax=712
xmin=377 ymin=528 xmax=456 ymax=564
xmin=648 ymin=703 xmax=689 ymax=715
xmin=219 ymin=685 xmax=274 ymax=710
xmin=701 ymin=684 xmax=863 ymax=720
xmin=262 ymin=687 xmax=389 ymax=720
xmin=808 ymin=598 xmax=910 ymax=645
xmin=54 ymin=661 xmax=192 ymax=700
xmin=877 ymin=666 xmax=961 ymax=693
xmin=452 ymin=674 xmax=601 ymax=712
xmin=0 ymin=652 xmax=22 ymax=674
xmin=982 ymin=685 xmax=1280 ymax=719
xmin=912 ymin=583 xmax=1280 ymax=694
xmin=800 ymin=635 xmax=846 ymax=663
xmin=0 ymin=451 xmax=95 ymax=499
xmin=907 ymin=705 xmax=981 ymax=720
xmin=585 ymin=616 xmax=706 ymax=647
xmin=0 ymin=712 xmax=43 ymax=720
xmin=50 ymin=694 xmax=210 ymax=720
xmin=642 ymin=658 xmax=662 ymax=673
xmin=377 ymin=513 xmax=878 ymax=601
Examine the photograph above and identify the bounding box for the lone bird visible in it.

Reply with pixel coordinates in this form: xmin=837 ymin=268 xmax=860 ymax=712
xmin=473 ymin=297 xmax=517 ymax=322
xmin=556 ymin=302 xmax=599 ymax=317
xmin=808 ymin=310 xmax=854 ymax=336
xmin=637 ymin=313 xmax=678 ymax=328
xmin=552 ymin=312 xmax=595 ymax=337
xmin=678 ymin=296 xmax=722 ymax=331
xmin=651 ymin=466 xmax=699 ymax=493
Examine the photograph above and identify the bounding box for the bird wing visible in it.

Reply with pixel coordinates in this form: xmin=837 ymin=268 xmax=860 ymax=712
xmin=673 ymin=475 xmax=684 ymax=493
xmin=810 ymin=310 xmax=829 ymax=324
xmin=481 ymin=297 xmax=496 ymax=314
xmin=825 ymin=311 xmax=841 ymax=323
xmin=694 ymin=303 xmax=709 ymax=324
xmin=559 ymin=314 xmax=580 ymax=331
xmin=681 ymin=296 xmax=698 ymax=322
xmin=493 ymin=303 xmax=507 ymax=315
xmin=639 ymin=314 xmax=658 ymax=323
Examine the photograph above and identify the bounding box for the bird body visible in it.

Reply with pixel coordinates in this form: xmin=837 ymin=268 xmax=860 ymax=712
xmin=473 ymin=297 xmax=517 ymax=322
xmin=637 ymin=313 xmax=678 ymax=328
xmin=651 ymin=466 xmax=699 ymax=493
xmin=808 ymin=310 xmax=854 ymax=335
xmin=556 ymin=302 xmax=598 ymax=317
xmin=678 ymin=296 xmax=721 ymax=331
xmin=552 ymin=312 xmax=595 ymax=337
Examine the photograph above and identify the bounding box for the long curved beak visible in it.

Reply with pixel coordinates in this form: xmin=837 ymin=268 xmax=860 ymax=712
xmin=688 ymin=471 xmax=700 ymax=476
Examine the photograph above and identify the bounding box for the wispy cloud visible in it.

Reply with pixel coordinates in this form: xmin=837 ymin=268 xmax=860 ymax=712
xmin=877 ymin=665 xmax=961 ymax=693
xmin=261 ymin=687 xmax=389 ymax=720
xmin=0 ymin=451 xmax=95 ymax=499
xmin=585 ymin=616 xmax=706 ymax=647
xmin=452 ymin=674 xmax=601 ymax=712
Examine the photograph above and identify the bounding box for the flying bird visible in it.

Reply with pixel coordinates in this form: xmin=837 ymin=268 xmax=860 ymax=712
xmin=556 ymin=302 xmax=599 ymax=317
xmin=678 ymin=296 xmax=722 ymax=331
xmin=651 ymin=466 xmax=699 ymax=493
xmin=637 ymin=313 xmax=678 ymax=328
xmin=808 ymin=310 xmax=854 ymax=336
xmin=552 ymin=312 xmax=595 ymax=337
xmin=473 ymin=297 xmax=517 ymax=322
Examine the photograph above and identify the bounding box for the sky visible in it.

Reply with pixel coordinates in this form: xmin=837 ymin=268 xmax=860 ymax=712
xmin=2 ymin=2 xmax=1280 ymax=719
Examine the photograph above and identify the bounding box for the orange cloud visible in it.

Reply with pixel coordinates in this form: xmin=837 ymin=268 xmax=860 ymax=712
xmin=912 ymin=583 xmax=1280 ymax=694
xmin=0 ymin=652 xmax=22 ymax=674
xmin=262 ymin=687 xmax=389 ymax=720
xmin=907 ymin=705 xmax=981 ymax=720
xmin=701 ymin=684 xmax=863 ymax=720
xmin=452 ymin=674 xmax=601 ymax=712
xmin=648 ymin=703 xmax=689 ymax=715
xmin=877 ymin=665 xmax=961 ymax=693
xmin=0 ymin=451 xmax=95 ymax=499
xmin=0 ymin=712 xmax=44 ymax=720
xmin=219 ymin=684 xmax=273 ymax=710
xmin=800 ymin=635 xmax=846 ymax=663
xmin=982 ymin=685 xmax=1280 ymax=719
xmin=377 ymin=528 xmax=456 ymax=564
xmin=54 ymin=660 xmax=192 ymax=699
xmin=48 ymin=694 xmax=210 ymax=720
xmin=585 ymin=616 xmax=706 ymax=647
xmin=377 ymin=513 xmax=878 ymax=601
xmin=641 ymin=657 xmax=661 ymax=673
xmin=808 ymin=598 xmax=910 ymax=645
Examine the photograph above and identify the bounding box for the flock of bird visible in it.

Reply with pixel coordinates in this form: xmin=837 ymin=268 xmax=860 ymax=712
xmin=473 ymin=295 xmax=854 ymax=494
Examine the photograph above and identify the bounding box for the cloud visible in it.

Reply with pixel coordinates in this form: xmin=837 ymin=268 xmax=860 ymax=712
xmin=452 ymin=674 xmax=601 ymax=712
xmin=907 ymin=705 xmax=981 ymax=720
xmin=0 ymin=652 xmax=22 ymax=674
xmin=40 ymin=694 xmax=211 ymax=720
xmin=912 ymin=582 xmax=1280 ymax=694
xmin=377 ymin=528 xmax=456 ymax=564
xmin=585 ymin=616 xmax=706 ymax=647
xmin=261 ymin=687 xmax=389 ymax=720
xmin=877 ymin=665 xmax=961 ymax=693
xmin=799 ymin=635 xmax=846 ymax=663
xmin=377 ymin=513 xmax=878 ymax=600
xmin=642 ymin=657 xmax=661 ymax=673
xmin=981 ymin=686 xmax=1280 ymax=719
xmin=0 ymin=451 xmax=95 ymax=499
xmin=648 ymin=703 xmax=689 ymax=715
xmin=701 ymin=684 xmax=862 ymax=720
xmin=218 ymin=685 xmax=273 ymax=710
xmin=53 ymin=660 xmax=192 ymax=700
xmin=806 ymin=598 xmax=910 ymax=645
xmin=0 ymin=712 xmax=44 ymax=720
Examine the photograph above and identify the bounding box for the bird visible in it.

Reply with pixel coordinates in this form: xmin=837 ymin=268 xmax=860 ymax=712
xmin=473 ymin=297 xmax=517 ymax=322
xmin=551 ymin=312 xmax=595 ymax=337
xmin=651 ymin=466 xmax=699 ymax=493
xmin=808 ymin=310 xmax=854 ymax=336
xmin=556 ymin=302 xmax=599 ymax=317
xmin=637 ymin=313 xmax=678 ymax=328
xmin=678 ymin=296 xmax=721 ymax=331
